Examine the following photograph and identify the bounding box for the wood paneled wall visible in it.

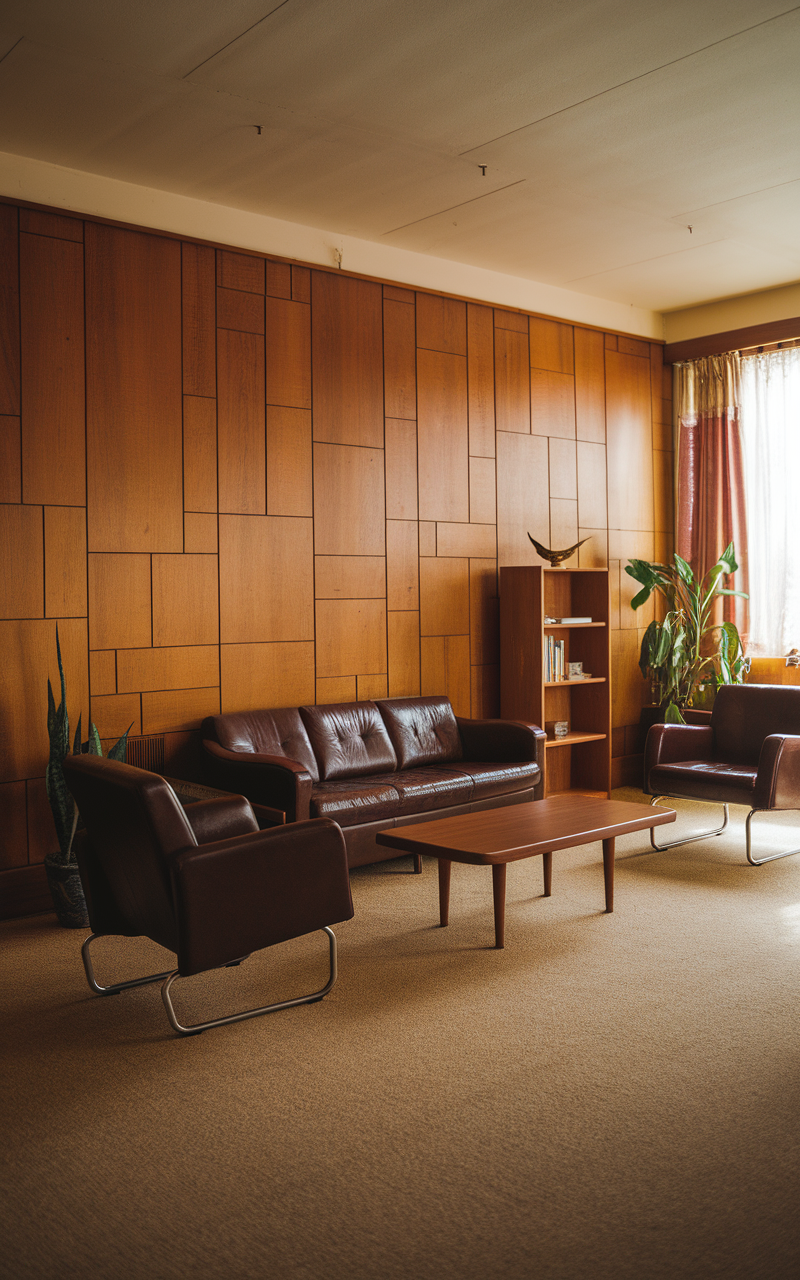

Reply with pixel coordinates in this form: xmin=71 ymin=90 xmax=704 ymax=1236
xmin=0 ymin=199 xmax=672 ymax=917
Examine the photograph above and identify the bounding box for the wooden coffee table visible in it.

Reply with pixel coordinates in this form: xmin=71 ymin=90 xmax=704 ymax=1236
xmin=376 ymin=795 xmax=676 ymax=948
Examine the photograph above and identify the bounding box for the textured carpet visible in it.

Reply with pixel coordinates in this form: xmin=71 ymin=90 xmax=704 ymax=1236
xmin=2 ymin=789 xmax=799 ymax=1280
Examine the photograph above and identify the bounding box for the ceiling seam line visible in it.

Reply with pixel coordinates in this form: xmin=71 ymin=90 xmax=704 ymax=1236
xmin=382 ymin=180 xmax=526 ymax=235
xmin=183 ymin=0 xmax=295 ymax=77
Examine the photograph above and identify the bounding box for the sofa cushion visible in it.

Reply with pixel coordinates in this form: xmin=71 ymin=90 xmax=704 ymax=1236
xmin=206 ymin=709 xmax=319 ymax=782
xmin=387 ymin=767 xmax=473 ymax=812
xmin=451 ymin=760 xmax=541 ymax=800
xmin=649 ymin=760 xmax=757 ymax=807
xmin=309 ymin=778 xmax=402 ymax=826
xmin=301 ymin=702 xmax=397 ymax=781
xmin=376 ymin=696 xmax=463 ymax=769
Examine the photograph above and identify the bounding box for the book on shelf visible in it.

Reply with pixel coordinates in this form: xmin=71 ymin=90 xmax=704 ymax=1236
xmin=544 ymin=635 xmax=566 ymax=681
xmin=549 ymin=616 xmax=592 ymax=625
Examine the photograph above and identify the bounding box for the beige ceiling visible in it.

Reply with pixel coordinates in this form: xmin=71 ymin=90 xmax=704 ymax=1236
xmin=1 ymin=0 xmax=799 ymax=313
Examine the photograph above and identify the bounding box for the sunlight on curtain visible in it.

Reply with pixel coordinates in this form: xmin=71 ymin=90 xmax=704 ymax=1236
xmin=740 ymin=348 xmax=800 ymax=656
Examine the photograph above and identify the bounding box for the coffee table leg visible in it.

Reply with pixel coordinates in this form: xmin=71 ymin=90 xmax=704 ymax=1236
xmin=602 ymin=837 xmax=614 ymax=913
xmin=438 ymin=859 xmax=451 ymax=927
xmin=542 ymin=850 xmax=552 ymax=897
xmin=492 ymin=863 xmax=507 ymax=949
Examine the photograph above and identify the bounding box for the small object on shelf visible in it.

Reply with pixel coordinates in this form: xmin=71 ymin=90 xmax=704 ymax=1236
xmin=551 ymin=616 xmax=592 ymax=625
xmin=528 ymin=533 xmax=591 ymax=566
xmin=568 ymin=661 xmax=583 ymax=679
xmin=545 ymin=720 xmax=570 ymax=739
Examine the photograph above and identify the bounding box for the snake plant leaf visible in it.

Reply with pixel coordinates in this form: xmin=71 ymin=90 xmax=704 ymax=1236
xmin=107 ymin=724 xmax=133 ymax=762
xmin=86 ymin=723 xmax=103 ymax=756
xmin=72 ymin=715 xmax=82 ymax=757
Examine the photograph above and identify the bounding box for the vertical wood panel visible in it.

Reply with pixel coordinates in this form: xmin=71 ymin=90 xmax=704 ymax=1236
xmin=606 ymin=351 xmax=654 ymax=532
xmin=216 ymin=287 xmax=265 ymax=334
xmin=470 ymin=559 xmax=498 ymax=666
xmin=0 ymin=781 xmax=28 ymax=870
xmin=26 ymin=775 xmax=58 ymax=864
xmin=0 ymin=505 xmax=43 ymax=619
xmin=420 ymin=634 xmax=470 ymax=714
xmin=530 ymin=369 xmax=576 ymax=438
xmin=313 ymin=443 xmax=385 ymax=555
xmin=575 ymin=328 xmax=606 ymax=443
xmin=419 ymin=558 xmax=469 ymax=635
xmin=467 ymin=303 xmax=495 ymax=458
xmin=385 ymin=419 xmax=418 ymax=520
xmin=184 ymin=512 xmax=218 ymax=553
xmin=416 ymin=293 xmax=466 ymax=355
xmin=219 ymin=515 xmax=314 ymax=643
xmin=494 ymin=328 xmax=530 ymax=433
xmin=357 ymin=674 xmax=388 ymax=701
xmin=88 ymin=554 xmax=151 ymax=650
xmin=0 ymin=618 xmax=88 ymax=783
xmin=90 ymin=649 xmax=117 ymax=696
xmin=217 ymin=251 xmax=265 ymax=293
xmin=44 ymin=507 xmax=87 ymax=618
xmin=217 ymin=328 xmax=265 ymax=515
xmin=266 ymin=297 xmax=311 ymax=410
xmin=315 ymin=557 xmax=385 ymax=600
xmin=0 ymin=416 xmax=21 ymax=502
xmin=181 ymin=242 xmax=216 ymax=397
xmin=549 ymin=439 xmax=577 ymax=501
xmin=221 ymin=641 xmax=316 ymax=712
xmin=0 ymin=204 xmax=19 ymax=415
xmin=417 ymin=349 xmax=468 ymax=523
xmin=529 ymin=316 xmax=574 ymax=373
xmin=19 ymin=209 xmax=83 ymax=242
xmin=388 ymin=611 xmax=421 ymax=696
xmin=20 ymin=233 xmax=85 ymax=505
xmin=312 ymin=272 xmax=383 ymax=446
xmin=550 ymin=498 xmax=579 ymax=559
xmin=496 ymin=432 xmax=549 ymax=567
xmin=577 ymin=442 xmax=608 ymax=530
xmin=183 ymin=396 xmax=217 ymax=513
xmin=317 ymin=676 xmax=357 ymax=703
xmin=383 ymin=299 xmax=417 ymax=420
xmin=267 ymin=406 xmax=312 ymax=516
xmin=152 ymin=555 xmax=220 ymax=647
xmin=469 ymin=456 xmax=496 ymax=525
xmin=315 ymin=599 xmax=387 ymax=678
xmin=387 ymin=520 xmax=419 ymax=610
xmin=292 ymin=266 xmax=311 ymax=303
xmin=86 ymin=225 xmax=183 ymax=552
xmin=266 ymin=260 xmax=291 ymax=298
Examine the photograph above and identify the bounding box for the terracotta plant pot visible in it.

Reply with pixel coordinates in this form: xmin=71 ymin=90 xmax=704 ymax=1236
xmin=44 ymin=856 xmax=89 ymax=929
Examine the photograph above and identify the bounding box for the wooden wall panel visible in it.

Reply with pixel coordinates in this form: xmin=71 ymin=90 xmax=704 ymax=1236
xmin=20 ymin=233 xmax=85 ymax=505
xmin=86 ymin=225 xmax=183 ymax=552
xmin=152 ymin=555 xmax=219 ymax=647
xmin=219 ymin=515 xmax=314 ymax=643
xmin=416 ymin=293 xmax=466 ymax=355
xmin=530 ymin=370 xmax=575 ymax=438
xmin=470 ymin=456 xmax=496 ymax=526
xmin=88 ymin=554 xmax=151 ymax=650
xmin=26 ymin=776 xmax=58 ymax=865
xmin=469 ymin=559 xmax=499 ymax=666
xmin=184 ymin=513 xmax=217 ymax=553
xmin=420 ymin=558 xmax=469 ymax=635
xmin=142 ymin=688 xmax=220 ymax=735
xmin=358 ymin=674 xmax=388 ymax=701
xmin=315 ymin=599 xmax=387 ymax=678
xmin=20 ymin=209 xmax=83 ymax=242
xmin=313 ymin=443 xmax=385 ymax=556
xmin=221 ymin=641 xmax=316 ymax=712
xmin=383 ymin=299 xmax=417 ymax=420
xmin=0 ymin=618 xmax=88 ymax=783
xmin=266 ymin=298 xmax=311 ymax=410
xmin=575 ymin=328 xmax=606 ymax=443
xmin=292 ymin=266 xmax=311 ymax=303
xmin=495 ymin=309 xmax=528 ymax=333
xmin=182 ymin=243 xmax=216 ymax=397
xmin=90 ymin=693 xmax=142 ymax=739
xmin=0 ymin=781 xmax=27 ymax=870
xmin=494 ymin=328 xmax=530 ymax=433
xmin=577 ymin=442 xmax=608 ymax=530
xmin=496 ymin=432 xmax=549 ymax=567
xmin=388 ymin=611 xmax=421 ymax=696
xmin=89 ymin=649 xmax=116 ymax=696
xmin=216 ymin=287 xmax=265 ymax=334
xmin=549 ymin=439 xmax=577 ymax=501
xmin=0 ymin=505 xmax=43 ymax=619
xmin=266 ymin=260 xmax=291 ymax=299
xmin=0 ymin=204 xmax=19 ymax=415
xmin=266 ymin=406 xmax=312 ymax=516
xmin=117 ymin=645 xmax=218 ymax=693
xmin=421 ymin=634 xmax=471 ymax=715
xmin=387 ymin=521 xmax=419 ymax=610
xmin=315 ymin=556 xmax=386 ymax=599
xmin=467 ymin=304 xmax=495 ymax=457
xmin=606 ymin=351 xmax=654 ymax=532
xmin=417 ymin=349 xmax=469 ymax=522
xmin=44 ymin=507 xmax=87 ymax=618
xmin=385 ymin=419 xmax=418 ymax=521
xmin=529 ymin=317 xmax=574 ymax=374
xmin=436 ymin=523 xmax=496 ymax=558
xmin=312 ymin=272 xmax=383 ymax=446
xmin=217 ymin=327 xmax=265 ymax=515
xmin=0 ymin=416 xmax=21 ymax=502
xmin=217 ymin=251 xmax=264 ymax=293
xmin=183 ymin=396 xmax=217 ymax=513
xmin=317 ymin=675 xmax=357 ymax=703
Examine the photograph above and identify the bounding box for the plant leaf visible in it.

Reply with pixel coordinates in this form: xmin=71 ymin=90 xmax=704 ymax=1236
xmin=665 ymin=702 xmax=685 ymax=724
xmin=107 ymin=724 xmax=132 ymax=763
xmin=673 ymin=553 xmax=695 ymax=586
xmin=717 ymin=542 xmax=738 ymax=575
xmin=86 ymin=723 xmax=103 ymax=756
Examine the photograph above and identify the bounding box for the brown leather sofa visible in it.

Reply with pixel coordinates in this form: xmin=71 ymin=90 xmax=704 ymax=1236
xmin=201 ymin=695 xmax=545 ymax=868
xmin=644 ymin=683 xmax=800 ymax=865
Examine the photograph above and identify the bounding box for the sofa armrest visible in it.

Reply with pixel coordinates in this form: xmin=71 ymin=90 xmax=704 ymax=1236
xmin=183 ymin=795 xmax=259 ymax=845
xmin=456 ymin=716 xmax=545 ymax=788
xmin=644 ymin=723 xmax=715 ymax=791
xmin=169 ymin=818 xmax=353 ymax=975
xmin=201 ymin=739 xmax=313 ymax=820
xmin=754 ymin=734 xmax=800 ymax=809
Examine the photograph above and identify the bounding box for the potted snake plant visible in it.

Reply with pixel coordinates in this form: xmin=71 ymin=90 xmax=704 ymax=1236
xmin=45 ymin=627 xmax=131 ymax=927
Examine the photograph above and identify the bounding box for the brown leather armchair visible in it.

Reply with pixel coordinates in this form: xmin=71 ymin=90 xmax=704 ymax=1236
xmin=644 ymin=683 xmax=800 ymax=865
xmin=62 ymin=755 xmax=354 ymax=1035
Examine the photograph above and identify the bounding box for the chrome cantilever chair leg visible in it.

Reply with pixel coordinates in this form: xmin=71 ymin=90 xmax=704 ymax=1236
xmin=81 ymin=933 xmax=175 ymax=996
xmin=160 ymin=926 xmax=339 ymax=1037
xmin=648 ymin=796 xmax=730 ymax=851
xmin=745 ymin=809 xmax=800 ymax=865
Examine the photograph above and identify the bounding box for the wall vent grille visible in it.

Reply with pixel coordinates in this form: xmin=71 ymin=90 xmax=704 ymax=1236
xmin=126 ymin=734 xmax=166 ymax=773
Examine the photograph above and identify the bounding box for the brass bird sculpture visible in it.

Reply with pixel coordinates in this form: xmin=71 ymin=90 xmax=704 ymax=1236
xmin=527 ymin=533 xmax=591 ymax=566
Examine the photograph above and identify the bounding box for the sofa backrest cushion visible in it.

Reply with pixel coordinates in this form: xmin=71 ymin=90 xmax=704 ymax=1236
xmin=300 ymin=702 xmax=397 ymax=780
xmin=712 ymin=683 xmax=800 ymax=764
xmin=206 ymin=709 xmax=320 ymax=782
xmin=376 ymin=696 xmax=463 ymax=769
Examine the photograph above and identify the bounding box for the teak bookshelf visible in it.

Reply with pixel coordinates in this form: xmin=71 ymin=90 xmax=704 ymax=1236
xmin=500 ymin=565 xmax=611 ymax=798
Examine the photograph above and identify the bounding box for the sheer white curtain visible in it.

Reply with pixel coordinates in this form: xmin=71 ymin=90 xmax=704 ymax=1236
xmin=740 ymin=347 xmax=800 ymax=656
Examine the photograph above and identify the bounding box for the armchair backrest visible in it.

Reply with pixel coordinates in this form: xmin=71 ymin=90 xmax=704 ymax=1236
xmin=63 ymin=755 xmax=197 ymax=949
xmin=712 ymin=684 xmax=800 ymax=763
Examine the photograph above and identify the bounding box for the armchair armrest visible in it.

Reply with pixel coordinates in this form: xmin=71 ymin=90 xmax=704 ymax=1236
xmin=754 ymin=734 xmax=800 ymax=809
xmin=201 ymin=739 xmax=313 ymax=820
xmin=644 ymin=723 xmax=715 ymax=792
xmin=170 ymin=818 xmax=354 ymax=976
xmin=183 ymin=795 xmax=259 ymax=845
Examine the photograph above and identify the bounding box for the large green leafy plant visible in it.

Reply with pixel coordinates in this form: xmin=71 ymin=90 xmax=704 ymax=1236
xmin=625 ymin=543 xmax=748 ymax=723
xmin=46 ymin=628 xmax=131 ymax=865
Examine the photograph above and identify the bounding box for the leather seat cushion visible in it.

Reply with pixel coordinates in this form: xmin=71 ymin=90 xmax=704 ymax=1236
xmin=376 ymin=696 xmax=463 ymax=768
xmin=452 ymin=760 xmax=541 ymax=799
xmin=386 ymin=767 xmax=473 ymax=812
xmin=301 ymin=702 xmax=397 ymax=780
xmin=650 ymin=760 xmax=758 ymax=807
xmin=310 ymin=779 xmax=403 ymax=826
